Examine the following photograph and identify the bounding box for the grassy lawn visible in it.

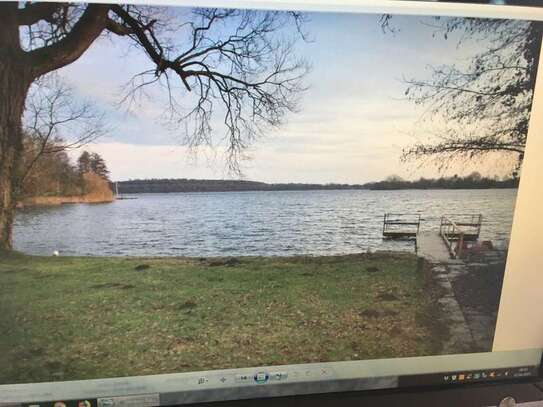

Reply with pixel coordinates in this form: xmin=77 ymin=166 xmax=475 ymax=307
xmin=0 ymin=251 xmax=447 ymax=384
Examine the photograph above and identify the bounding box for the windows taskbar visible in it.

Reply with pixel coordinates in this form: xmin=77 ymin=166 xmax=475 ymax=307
xmin=1 ymin=350 xmax=541 ymax=406
xmin=8 ymin=365 xmax=540 ymax=407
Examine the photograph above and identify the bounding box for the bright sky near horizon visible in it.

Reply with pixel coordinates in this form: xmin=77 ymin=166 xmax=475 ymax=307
xmin=58 ymin=8 xmax=519 ymax=183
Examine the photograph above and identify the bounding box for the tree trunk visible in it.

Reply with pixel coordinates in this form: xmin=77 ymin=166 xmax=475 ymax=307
xmin=0 ymin=5 xmax=33 ymax=250
xmin=0 ymin=61 xmax=32 ymax=250
xmin=0 ymin=2 xmax=33 ymax=250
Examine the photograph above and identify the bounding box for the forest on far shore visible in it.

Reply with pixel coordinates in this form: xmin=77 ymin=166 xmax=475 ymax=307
xmin=364 ymin=173 xmax=519 ymax=190
xmin=116 ymin=172 xmax=518 ymax=194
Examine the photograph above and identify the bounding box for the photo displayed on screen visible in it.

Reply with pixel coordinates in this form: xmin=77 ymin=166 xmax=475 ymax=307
xmin=0 ymin=3 xmax=541 ymax=385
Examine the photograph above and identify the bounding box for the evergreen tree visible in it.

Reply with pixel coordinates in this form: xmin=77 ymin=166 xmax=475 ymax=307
xmin=89 ymin=153 xmax=110 ymax=181
xmin=77 ymin=151 xmax=92 ymax=174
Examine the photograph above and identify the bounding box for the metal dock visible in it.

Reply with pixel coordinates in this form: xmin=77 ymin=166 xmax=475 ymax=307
xmin=383 ymin=213 xmax=483 ymax=259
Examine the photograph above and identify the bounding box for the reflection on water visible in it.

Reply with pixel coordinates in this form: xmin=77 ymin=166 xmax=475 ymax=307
xmin=14 ymin=189 xmax=517 ymax=257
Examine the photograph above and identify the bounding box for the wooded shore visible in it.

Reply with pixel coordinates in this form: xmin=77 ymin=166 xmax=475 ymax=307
xmin=116 ymin=174 xmax=519 ymax=194
xmin=17 ymin=172 xmax=115 ymax=208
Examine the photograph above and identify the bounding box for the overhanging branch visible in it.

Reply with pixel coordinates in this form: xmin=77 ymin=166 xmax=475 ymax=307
xmin=106 ymin=18 xmax=133 ymax=36
xmin=17 ymin=2 xmax=62 ymax=26
xmin=26 ymin=4 xmax=110 ymax=77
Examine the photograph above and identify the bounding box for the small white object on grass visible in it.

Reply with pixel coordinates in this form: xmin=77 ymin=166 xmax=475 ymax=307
xmin=53 ymin=250 xmax=60 ymax=257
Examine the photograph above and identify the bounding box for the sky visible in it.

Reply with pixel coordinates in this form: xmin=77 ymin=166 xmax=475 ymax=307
xmin=56 ymin=8 xmax=517 ymax=183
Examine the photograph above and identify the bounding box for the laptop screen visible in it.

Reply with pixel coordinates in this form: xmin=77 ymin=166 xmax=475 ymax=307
xmin=1 ymin=1 xmax=542 ymax=405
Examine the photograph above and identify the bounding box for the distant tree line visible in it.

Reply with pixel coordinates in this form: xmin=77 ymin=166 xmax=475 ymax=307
xmin=116 ymin=173 xmax=518 ymax=194
xmin=365 ymin=173 xmax=519 ymax=190
xmin=117 ymin=179 xmax=367 ymax=194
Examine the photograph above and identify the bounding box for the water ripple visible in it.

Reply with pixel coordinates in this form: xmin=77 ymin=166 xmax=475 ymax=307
xmin=14 ymin=189 xmax=517 ymax=257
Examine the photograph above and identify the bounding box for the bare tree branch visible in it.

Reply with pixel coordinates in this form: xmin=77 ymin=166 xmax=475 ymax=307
xmin=27 ymin=4 xmax=110 ymax=77
xmin=110 ymin=6 xmax=310 ymax=174
xmin=18 ymin=74 xmax=106 ymax=188
xmin=16 ymin=2 xmax=62 ymax=26
xmin=399 ymin=18 xmax=541 ymax=176
xmin=15 ymin=3 xmax=310 ymax=175
xmin=105 ymin=18 xmax=134 ymax=36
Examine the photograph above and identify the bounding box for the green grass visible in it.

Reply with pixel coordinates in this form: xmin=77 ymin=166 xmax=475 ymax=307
xmin=0 ymin=250 xmax=447 ymax=384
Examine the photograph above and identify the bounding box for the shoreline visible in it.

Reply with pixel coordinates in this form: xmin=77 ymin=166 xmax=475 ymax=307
xmin=113 ymin=186 xmax=519 ymax=195
xmin=1 ymin=249 xmax=408 ymax=260
xmin=17 ymin=194 xmax=115 ymax=208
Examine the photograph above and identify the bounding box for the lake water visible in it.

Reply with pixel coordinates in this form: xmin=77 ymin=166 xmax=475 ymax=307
xmin=13 ymin=189 xmax=518 ymax=257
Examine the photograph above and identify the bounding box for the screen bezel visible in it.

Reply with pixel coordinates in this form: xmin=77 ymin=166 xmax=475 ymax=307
xmin=2 ymin=0 xmax=543 ymax=405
